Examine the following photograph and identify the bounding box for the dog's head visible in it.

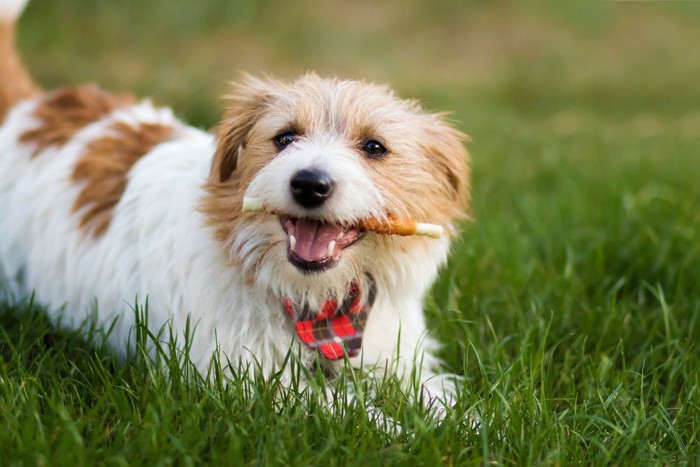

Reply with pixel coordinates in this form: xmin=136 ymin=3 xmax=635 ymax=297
xmin=203 ymin=74 xmax=469 ymax=304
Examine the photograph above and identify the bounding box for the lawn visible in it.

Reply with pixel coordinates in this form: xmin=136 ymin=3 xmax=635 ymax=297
xmin=2 ymin=0 xmax=700 ymax=464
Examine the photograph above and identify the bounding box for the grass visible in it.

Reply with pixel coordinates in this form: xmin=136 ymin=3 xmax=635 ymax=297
xmin=3 ymin=0 xmax=700 ymax=464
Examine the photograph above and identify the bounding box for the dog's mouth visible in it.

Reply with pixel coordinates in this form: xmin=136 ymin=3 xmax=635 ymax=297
xmin=280 ymin=217 xmax=363 ymax=273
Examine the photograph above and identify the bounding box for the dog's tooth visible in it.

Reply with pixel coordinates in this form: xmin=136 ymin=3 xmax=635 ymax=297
xmin=290 ymin=235 xmax=297 ymax=251
xmin=337 ymin=231 xmax=345 ymax=240
xmin=327 ymin=240 xmax=336 ymax=257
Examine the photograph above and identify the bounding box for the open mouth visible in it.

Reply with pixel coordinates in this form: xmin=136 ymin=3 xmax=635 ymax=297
xmin=280 ymin=217 xmax=363 ymax=273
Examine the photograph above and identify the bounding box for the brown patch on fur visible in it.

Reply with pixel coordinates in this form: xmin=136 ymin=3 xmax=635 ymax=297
xmin=72 ymin=121 xmax=174 ymax=237
xmin=211 ymin=79 xmax=273 ymax=183
xmin=0 ymin=22 xmax=40 ymax=123
xmin=419 ymin=117 xmax=471 ymax=220
xmin=356 ymin=115 xmax=471 ymax=235
xmin=20 ymin=85 xmax=135 ymax=154
xmin=203 ymin=78 xmax=278 ymax=249
xmin=203 ymin=140 xmax=274 ymax=245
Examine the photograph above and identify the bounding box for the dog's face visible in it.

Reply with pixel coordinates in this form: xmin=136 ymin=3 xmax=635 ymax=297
xmin=203 ymin=74 xmax=469 ymax=302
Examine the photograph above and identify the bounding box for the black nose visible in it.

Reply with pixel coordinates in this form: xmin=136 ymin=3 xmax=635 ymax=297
xmin=290 ymin=169 xmax=334 ymax=208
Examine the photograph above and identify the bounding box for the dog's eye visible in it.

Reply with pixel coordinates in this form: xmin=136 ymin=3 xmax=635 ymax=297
xmin=274 ymin=132 xmax=297 ymax=150
xmin=362 ymin=140 xmax=387 ymax=159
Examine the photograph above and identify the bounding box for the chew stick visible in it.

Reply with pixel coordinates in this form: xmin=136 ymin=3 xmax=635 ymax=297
xmin=242 ymin=196 xmax=444 ymax=239
xmin=359 ymin=217 xmax=443 ymax=239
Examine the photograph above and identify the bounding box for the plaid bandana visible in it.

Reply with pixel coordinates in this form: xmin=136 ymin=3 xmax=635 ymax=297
xmin=282 ymin=280 xmax=377 ymax=360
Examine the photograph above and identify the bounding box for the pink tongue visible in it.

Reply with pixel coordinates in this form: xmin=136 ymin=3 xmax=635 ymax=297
xmin=293 ymin=219 xmax=343 ymax=261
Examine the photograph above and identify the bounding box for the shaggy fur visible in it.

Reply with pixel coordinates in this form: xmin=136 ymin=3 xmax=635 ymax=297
xmin=0 ymin=1 xmax=470 ymax=407
xmin=20 ymin=85 xmax=136 ymax=155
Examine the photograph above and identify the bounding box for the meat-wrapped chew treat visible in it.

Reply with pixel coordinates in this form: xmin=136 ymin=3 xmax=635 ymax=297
xmin=242 ymin=196 xmax=444 ymax=239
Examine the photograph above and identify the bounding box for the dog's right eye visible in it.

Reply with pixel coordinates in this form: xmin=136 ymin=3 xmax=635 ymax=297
xmin=273 ymin=132 xmax=297 ymax=150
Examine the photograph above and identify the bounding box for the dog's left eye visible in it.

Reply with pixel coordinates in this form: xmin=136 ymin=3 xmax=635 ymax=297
xmin=274 ymin=132 xmax=297 ymax=150
xmin=362 ymin=140 xmax=388 ymax=158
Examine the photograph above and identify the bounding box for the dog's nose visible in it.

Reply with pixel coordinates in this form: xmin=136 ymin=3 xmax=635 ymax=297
xmin=290 ymin=169 xmax=334 ymax=208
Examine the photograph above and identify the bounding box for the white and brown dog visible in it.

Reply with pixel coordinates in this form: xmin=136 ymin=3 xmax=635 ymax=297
xmin=0 ymin=0 xmax=469 ymax=406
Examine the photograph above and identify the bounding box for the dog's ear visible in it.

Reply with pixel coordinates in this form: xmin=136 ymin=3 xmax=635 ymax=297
xmin=212 ymin=77 xmax=274 ymax=182
xmin=422 ymin=116 xmax=471 ymax=214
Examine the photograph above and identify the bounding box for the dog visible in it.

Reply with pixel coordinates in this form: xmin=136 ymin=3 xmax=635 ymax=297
xmin=0 ymin=0 xmax=470 ymax=409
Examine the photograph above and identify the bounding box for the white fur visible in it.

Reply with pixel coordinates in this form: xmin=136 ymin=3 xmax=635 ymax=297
xmin=0 ymin=93 xmax=458 ymax=409
xmin=246 ymin=139 xmax=386 ymax=223
xmin=0 ymin=0 xmax=29 ymax=21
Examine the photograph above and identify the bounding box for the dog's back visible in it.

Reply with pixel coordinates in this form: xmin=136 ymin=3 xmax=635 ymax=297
xmin=0 ymin=1 xmax=233 ymax=364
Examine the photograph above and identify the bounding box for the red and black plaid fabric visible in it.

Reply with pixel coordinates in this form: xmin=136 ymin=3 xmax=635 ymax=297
xmin=282 ymin=280 xmax=377 ymax=360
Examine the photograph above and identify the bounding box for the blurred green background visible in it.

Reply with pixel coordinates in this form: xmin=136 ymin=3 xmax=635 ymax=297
xmin=19 ymin=0 xmax=700 ymax=128
xmin=5 ymin=1 xmax=700 ymax=463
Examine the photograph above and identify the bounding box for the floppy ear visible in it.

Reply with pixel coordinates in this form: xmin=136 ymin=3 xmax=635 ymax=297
xmin=422 ymin=116 xmax=471 ymax=215
xmin=211 ymin=78 xmax=274 ymax=182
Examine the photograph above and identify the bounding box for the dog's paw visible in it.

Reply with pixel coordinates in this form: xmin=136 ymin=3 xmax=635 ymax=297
xmin=420 ymin=372 xmax=460 ymax=413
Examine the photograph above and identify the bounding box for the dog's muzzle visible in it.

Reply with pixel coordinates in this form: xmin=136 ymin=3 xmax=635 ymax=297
xmin=283 ymin=170 xmax=363 ymax=273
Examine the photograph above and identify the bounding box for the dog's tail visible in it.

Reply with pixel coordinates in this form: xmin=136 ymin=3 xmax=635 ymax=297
xmin=0 ymin=0 xmax=39 ymax=121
